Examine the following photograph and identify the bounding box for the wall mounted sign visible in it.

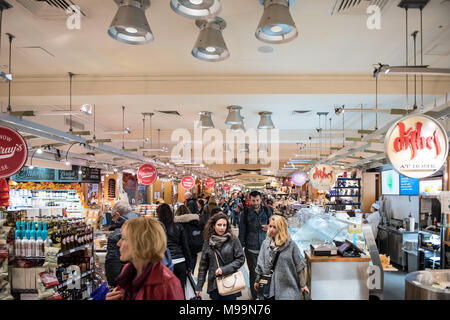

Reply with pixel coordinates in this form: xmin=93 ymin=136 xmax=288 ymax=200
xmin=204 ymin=178 xmax=215 ymax=188
xmin=181 ymin=176 xmax=195 ymax=190
xmin=58 ymin=166 xmax=79 ymax=182
xmin=291 ymin=171 xmax=307 ymax=187
xmin=137 ymin=164 xmax=158 ymax=185
xmin=222 ymin=184 xmax=231 ymax=191
xmin=81 ymin=167 xmax=101 ymax=183
xmin=0 ymin=126 xmax=28 ymax=179
xmin=385 ymin=114 xmax=448 ymax=178
xmin=309 ymin=165 xmax=336 ymax=190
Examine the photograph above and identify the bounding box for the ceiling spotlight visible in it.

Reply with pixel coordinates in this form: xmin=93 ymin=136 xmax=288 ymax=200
xmin=36 ymin=148 xmax=43 ymax=154
xmin=65 ymin=161 xmax=71 ymax=166
xmin=108 ymin=0 xmax=154 ymax=45
xmin=78 ymin=169 xmax=82 ymax=174
xmin=255 ymin=0 xmax=298 ymax=44
xmin=170 ymin=0 xmax=221 ymax=19
xmin=80 ymin=104 xmax=93 ymax=115
xmin=29 ymin=165 xmax=34 ymax=170
xmin=114 ymin=168 xmax=118 ymax=173
xmin=257 ymin=111 xmax=275 ymax=129
xmin=192 ymin=17 xmax=229 ymax=62
xmin=225 ymin=106 xmax=243 ymax=125
xmin=334 ymin=105 xmax=344 ymax=115
xmin=198 ymin=111 xmax=214 ymax=128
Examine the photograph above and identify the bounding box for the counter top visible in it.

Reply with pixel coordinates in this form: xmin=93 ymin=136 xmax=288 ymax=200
xmin=378 ymin=225 xmax=418 ymax=234
xmin=304 ymin=250 xmax=371 ymax=263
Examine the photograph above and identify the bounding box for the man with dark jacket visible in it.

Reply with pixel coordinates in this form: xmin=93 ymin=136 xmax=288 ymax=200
xmin=105 ymin=200 xmax=139 ymax=286
xmin=238 ymin=190 xmax=273 ymax=300
xmin=184 ymin=192 xmax=199 ymax=214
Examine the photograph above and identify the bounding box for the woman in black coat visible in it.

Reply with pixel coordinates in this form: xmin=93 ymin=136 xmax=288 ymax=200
xmin=157 ymin=204 xmax=191 ymax=293
xmin=195 ymin=213 xmax=245 ymax=300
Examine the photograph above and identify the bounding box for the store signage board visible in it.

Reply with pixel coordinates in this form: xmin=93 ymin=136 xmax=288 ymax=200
xmin=58 ymin=166 xmax=80 ymax=182
xmin=181 ymin=176 xmax=195 ymax=190
xmin=291 ymin=171 xmax=307 ymax=187
xmin=81 ymin=167 xmax=101 ymax=183
xmin=137 ymin=164 xmax=157 ymax=185
xmin=204 ymin=178 xmax=215 ymax=188
xmin=385 ymin=114 xmax=448 ymax=178
xmin=223 ymin=184 xmax=231 ymax=191
xmin=309 ymin=165 xmax=336 ymax=190
xmin=0 ymin=126 xmax=28 ymax=179
xmin=399 ymin=175 xmax=419 ymax=195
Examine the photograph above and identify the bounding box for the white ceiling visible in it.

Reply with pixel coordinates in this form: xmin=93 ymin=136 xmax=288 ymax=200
xmin=0 ymin=0 xmax=449 ymax=177
xmin=1 ymin=0 xmax=449 ymax=75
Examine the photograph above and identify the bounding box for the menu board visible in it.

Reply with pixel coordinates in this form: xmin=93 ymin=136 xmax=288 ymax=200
xmin=81 ymin=167 xmax=101 ymax=183
xmin=58 ymin=166 xmax=80 ymax=182
xmin=12 ymin=167 xmax=57 ymax=182
xmin=399 ymin=175 xmax=419 ymax=195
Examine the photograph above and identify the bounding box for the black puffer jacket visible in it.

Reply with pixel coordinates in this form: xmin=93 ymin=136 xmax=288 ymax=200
xmin=174 ymin=214 xmax=203 ymax=255
xmin=196 ymin=237 xmax=245 ymax=294
xmin=105 ymin=211 xmax=139 ymax=286
xmin=165 ymin=223 xmax=192 ymax=268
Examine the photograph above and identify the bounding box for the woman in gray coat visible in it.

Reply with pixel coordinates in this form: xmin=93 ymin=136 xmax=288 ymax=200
xmin=195 ymin=213 xmax=245 ymax=300
xmin=254 ymin=214 xmax=309 ymax=300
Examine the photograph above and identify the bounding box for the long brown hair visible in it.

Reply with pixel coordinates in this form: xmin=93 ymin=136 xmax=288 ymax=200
xmin=203 ymin=213 xmax=234 ymax=241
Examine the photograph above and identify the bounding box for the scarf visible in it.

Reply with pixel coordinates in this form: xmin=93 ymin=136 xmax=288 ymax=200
xmin=209 ymin=233 xmax=231 ymax=249
xmin=116 ymin=262 xmax=153 ymax=300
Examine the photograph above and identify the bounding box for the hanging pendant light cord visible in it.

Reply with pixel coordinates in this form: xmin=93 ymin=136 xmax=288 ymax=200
xmin=375 ymin=76 xmax=378 ymax=130
xmin=93 ymin=104 xmax=96 ymax=140
xmin=412 ymin=30 xmax=418 ymax=110
xmin=142 ymin=117 xmax=145 ymax=149
xmin=405 ymin=8 xmax=409 ymax=113
xmin=68 ymin=72 xmax=74 ymax=133
xmin=122 ymin=106 xmax=125 ymax=150
xmin=420 ymin=8 xmax=424 ymax=108
xmin=6 ymin=33 xmax=14 ymax=112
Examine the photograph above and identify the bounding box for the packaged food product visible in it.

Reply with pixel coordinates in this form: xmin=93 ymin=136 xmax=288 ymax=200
xmin=43 ymin=246 xmax=59 ymax=268
xmin=39 ymin=271 xmax=60 ymax=289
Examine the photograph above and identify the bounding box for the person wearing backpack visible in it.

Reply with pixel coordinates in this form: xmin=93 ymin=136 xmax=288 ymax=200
xmin=174 ymin=205 xmax=203 ymax=273
xmin=238 ymin=190 xmax=272 ymax=300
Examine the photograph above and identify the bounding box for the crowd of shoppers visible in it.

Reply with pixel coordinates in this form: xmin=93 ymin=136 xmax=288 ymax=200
xmin=104 ymin=190 xmax=308 ymax=300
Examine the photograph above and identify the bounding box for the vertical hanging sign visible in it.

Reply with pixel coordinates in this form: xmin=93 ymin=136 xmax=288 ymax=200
xmin=137 ymin=164 xmax=158 ymax=185
xmin=385 ymin=114 xmax=448 ymax=178
xmin=309 ymin=165 xmax=336 ymax=190
xmin=0 ymin=126 xmax=28 ymax=179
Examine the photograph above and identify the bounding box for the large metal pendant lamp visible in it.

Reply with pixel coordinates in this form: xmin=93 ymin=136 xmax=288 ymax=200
xmin=170 ymin=0 xmax=221 ymax=19
xmin=192 ymin=17 xmax=229 ymax=62
xmin=108 ymin=0 xmax=154 ymax=45
xmin=224 ymin=106 xmax=243 ymax=125
xmin=257 ymin=111 xmax=275 ymax=129
xmin=255 ymin=0 xmax=298 ymax=44
xmin=198 ymin=111 xmax=214 ymax=128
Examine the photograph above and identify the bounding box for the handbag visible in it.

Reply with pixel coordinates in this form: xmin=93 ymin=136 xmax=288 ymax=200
xmin=214 ymin=251 xmax=246 ymax=296
xmin=257 ymin=251 xmax=281 ymax=300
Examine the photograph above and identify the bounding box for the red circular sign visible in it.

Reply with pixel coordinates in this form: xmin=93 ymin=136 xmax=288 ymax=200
xmin=137 ymin=164 xmax=157 ymax=185
xmin=181 ymin=176 xmax=195 ymax=190
xmin=204 ymin=178 xmax=215 ymax=188
xmin=0 ymin=126 xmax=28 ymax=179
xmin=223 ymin=184 xmax=230 ymax=191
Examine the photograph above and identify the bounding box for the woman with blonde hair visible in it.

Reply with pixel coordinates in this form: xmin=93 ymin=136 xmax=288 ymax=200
xmin=106 ymin=217 xmax=184 ymax=300
xmin=254 ymin=214 xmax=309 ymax=300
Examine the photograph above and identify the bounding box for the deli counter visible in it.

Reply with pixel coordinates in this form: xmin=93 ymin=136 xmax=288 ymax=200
xmin=287 ymin=205 xmax=385 ymax=300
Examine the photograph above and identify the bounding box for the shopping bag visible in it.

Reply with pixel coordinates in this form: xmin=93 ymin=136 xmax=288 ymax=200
xmin=185 ymin=273 xmax=201 ymax=300
xmin=90 ymin=282 xmax=110 ymax=300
